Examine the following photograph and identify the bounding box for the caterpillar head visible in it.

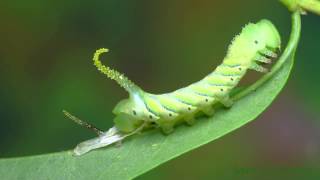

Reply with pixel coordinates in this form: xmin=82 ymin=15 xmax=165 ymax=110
xmin=227 ymin=19 xmax=281 ymax=67
xmin=254 ymin=19 xmax=281 ymax=52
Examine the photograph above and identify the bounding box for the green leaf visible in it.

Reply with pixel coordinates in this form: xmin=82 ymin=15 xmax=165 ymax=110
xmin=0 ymin=12 xmax=301 ymax=180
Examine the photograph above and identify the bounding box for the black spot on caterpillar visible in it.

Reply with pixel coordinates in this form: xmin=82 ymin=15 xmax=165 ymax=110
xmin=66 ymin=19 xmax=281 ymax=156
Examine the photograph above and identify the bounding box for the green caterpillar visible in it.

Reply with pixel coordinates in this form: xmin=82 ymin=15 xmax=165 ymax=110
xmin=66 ymin=19 xmax=281 ymax=156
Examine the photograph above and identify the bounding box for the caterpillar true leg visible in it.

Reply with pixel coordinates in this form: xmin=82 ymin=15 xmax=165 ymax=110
xmin=260 ymin=49 xmax=278 ymax=58
xmin=254 ymin=54 xmax=272 ymax=64
xmin=250 ymin=63 xmax=269 ymax=73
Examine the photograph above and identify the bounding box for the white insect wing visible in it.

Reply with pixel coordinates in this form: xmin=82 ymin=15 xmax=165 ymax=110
xmin=73 ymin=122 xmax=146 ymax=156
xmin=73 ymin=127 xmax=125 ymax=156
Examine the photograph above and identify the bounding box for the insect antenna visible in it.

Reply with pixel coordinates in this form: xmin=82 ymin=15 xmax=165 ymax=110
xmin=93 ymin=48 xmax=140 ymax=94
xmin=63 ymin=110 xmax=104 ymax=136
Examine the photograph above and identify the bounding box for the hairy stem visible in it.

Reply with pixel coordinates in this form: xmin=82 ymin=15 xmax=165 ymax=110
xmin=233 ymin=11 xmax=301 ymax=101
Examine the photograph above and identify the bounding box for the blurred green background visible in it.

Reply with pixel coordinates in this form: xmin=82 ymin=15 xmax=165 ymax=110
xmin=0 ymin=0 xmax=319 ymax=179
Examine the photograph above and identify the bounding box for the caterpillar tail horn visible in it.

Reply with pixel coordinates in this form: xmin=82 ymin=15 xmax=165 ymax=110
xmin=93 ymin=48 xmax=140 ymax=93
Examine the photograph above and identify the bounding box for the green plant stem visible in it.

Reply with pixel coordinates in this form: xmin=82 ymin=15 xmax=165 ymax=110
xmin=280 ymin=0 xmax=320 ymax=15
xmin=233 ymin=11 xmax=301 ymax=101
xmin=300 ymin=0 xmax=320 ymax=15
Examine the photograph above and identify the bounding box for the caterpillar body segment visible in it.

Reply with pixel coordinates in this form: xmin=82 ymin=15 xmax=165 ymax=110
xmin=70 ymin=19 xmax=281 ymax=155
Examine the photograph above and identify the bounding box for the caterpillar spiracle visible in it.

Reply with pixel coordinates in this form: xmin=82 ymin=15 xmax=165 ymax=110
xmin=65 ymin=19 xmax=281 ymax=156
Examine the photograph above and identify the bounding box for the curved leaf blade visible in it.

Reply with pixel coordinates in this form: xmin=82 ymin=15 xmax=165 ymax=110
xmin=0 ymin=13 xmax=301 ymax=180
